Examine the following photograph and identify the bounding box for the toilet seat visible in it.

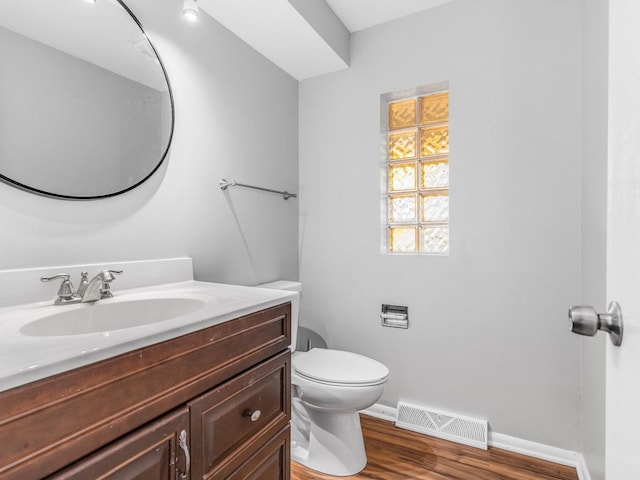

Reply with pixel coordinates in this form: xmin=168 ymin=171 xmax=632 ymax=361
xmin=293 ymin=348 xmax=389 ymax=387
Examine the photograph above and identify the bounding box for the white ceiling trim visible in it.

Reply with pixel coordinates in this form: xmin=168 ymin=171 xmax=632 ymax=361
xmin=325 ymin=0 xmax=456 ymax=33
xmin=200 ymin=0 xmax=348 ymax=80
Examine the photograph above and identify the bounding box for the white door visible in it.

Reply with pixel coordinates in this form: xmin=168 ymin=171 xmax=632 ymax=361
xmin=606 ymin=0 xmax=640 ymax=477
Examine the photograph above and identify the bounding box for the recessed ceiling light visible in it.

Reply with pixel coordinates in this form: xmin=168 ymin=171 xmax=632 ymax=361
xmin=183 ymin=0 xmax=200 ymax=22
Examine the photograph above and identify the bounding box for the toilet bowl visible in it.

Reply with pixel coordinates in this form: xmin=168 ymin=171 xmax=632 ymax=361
xmin=291 ymin=348 xmax=388 ymax=476
xmin=258 ymin=281 xmax=389 ymax=476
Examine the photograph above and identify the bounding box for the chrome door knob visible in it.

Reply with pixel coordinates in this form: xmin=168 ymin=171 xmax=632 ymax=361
xmin=568 ymin=301 xmax=623 ymax=346
xmin=569 ymin=306 xmax=599 ymax=336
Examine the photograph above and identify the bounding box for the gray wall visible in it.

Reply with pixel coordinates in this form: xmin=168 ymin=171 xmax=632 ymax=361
xmin=0 ymin=0 xmax=298 ymax=285
xmin=299 ymin=0 xmax=583 ymax=449
xmin=580 ymin=0 xmax=608 ymax=477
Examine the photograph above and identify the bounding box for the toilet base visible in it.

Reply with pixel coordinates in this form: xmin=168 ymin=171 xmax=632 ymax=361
xmin=292 ymin=409 xmax=367 ymax=476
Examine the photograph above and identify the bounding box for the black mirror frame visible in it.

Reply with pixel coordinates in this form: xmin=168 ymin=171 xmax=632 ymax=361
xmin=0 ymin=0 xmax=175 ymax=200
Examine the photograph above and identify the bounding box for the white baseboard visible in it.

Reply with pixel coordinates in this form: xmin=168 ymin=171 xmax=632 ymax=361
xmin=489 ymin=432 xmax=581 ymax=467
xmin=575 ymin=454 xmax=592 ymax=480
xmin=360 ymin=403 xmax=589 ymax=479
xmin=360 ymin=403 xmax=397 ymax=423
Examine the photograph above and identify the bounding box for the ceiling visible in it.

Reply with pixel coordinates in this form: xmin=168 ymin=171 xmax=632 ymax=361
xmin=325 ymin=0 xmax=456 ymax=33
xmin=201 ymin=0 xmax=456 ymax=80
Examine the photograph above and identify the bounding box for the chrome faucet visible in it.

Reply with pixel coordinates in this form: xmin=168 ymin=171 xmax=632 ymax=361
xmin=80 ymin=270 xmax=122 ymax=303
xmin=41 ymin=269 xmax=123 ymax=305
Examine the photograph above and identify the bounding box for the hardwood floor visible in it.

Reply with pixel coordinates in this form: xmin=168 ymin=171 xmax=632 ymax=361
xmin=291 ymin=415 xmax=579 ymax=480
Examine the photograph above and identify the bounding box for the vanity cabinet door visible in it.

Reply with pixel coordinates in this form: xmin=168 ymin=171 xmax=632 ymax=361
xmin=50 ymin=408 xmax=190 ymax=480
xmin=189 ymin=351 xmax=290 ymax=479
xmin=226 ymin=426 xmax=290 ymax=480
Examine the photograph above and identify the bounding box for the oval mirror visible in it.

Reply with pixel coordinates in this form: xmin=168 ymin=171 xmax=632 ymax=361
xmin=0 ymin=0 xmax=174 ymax=199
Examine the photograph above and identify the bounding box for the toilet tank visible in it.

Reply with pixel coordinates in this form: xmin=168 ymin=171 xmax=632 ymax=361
xmin=257 ymin=281 xmax=301 ymax=352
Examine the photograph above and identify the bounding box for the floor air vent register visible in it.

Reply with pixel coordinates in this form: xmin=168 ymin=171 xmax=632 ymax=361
xmin=395 ymin=401 xmax=488 ymax=450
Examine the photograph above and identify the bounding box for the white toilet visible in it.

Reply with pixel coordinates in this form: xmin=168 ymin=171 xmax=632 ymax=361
xmin=258 ymin=281 xmax=389 ymax=476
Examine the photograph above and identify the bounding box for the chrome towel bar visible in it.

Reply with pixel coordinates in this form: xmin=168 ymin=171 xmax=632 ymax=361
xmin=219 ymin=179 xmax=297 ymax=200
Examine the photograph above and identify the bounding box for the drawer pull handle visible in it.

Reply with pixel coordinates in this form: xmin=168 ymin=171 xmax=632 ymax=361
xmin=245 ymin=409 xmax=262 ymax=422
xmin=178 ymin=429 xmax=191 ymax=480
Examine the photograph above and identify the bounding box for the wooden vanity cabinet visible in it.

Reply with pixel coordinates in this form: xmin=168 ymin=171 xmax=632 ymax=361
xmin=0 ymin=303 xmax=291 ymax=480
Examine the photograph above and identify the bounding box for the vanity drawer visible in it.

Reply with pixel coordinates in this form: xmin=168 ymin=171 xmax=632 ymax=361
xmin=189 ymin=351 xmax=290 ymax=479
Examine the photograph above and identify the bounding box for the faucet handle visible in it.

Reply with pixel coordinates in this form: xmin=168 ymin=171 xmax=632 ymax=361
xmin=41 ymin=273 xmax=79 ymax=304
xmin=41 ymin=273 xmax=70 ymax=283
xmin=102 ymin=269 xmax=123 ymax=281
xmin=99 ymin=269 xmax=122 ymax=299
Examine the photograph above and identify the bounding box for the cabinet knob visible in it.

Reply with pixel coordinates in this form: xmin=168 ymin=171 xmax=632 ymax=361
xmin=244 ymin=409 xmax=261 ymax=422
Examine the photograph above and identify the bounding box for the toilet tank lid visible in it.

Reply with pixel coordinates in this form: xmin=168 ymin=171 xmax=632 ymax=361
xmin=257 ymin=280 xmax=302 ymax=292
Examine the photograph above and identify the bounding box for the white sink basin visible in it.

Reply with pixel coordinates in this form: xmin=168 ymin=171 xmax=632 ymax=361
xmin=0 ymin=278 xmax=298 ymax=393
xmin=20 ymin=296 xmax=212 ymax=336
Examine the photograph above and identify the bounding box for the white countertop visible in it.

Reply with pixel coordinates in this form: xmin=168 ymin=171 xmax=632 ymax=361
xmin=0 ymin=280 xmax=298 ymax=392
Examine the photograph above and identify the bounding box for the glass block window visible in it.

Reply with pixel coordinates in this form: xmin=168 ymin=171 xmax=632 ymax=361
xmin=381 ymin=84 xmax=449 ymax=254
